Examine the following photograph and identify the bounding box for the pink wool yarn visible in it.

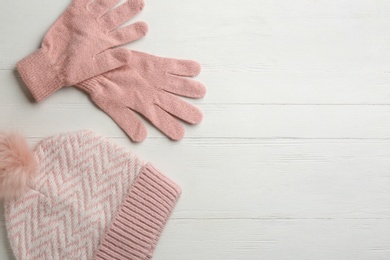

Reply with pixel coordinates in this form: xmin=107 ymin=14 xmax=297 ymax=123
xmin=3 ymin=131 xmax=181 ymax=259
xmin=17 ymin=0 xmax=148 ymax=102
xmin=77 ymin=51 xmax=206 ymax=142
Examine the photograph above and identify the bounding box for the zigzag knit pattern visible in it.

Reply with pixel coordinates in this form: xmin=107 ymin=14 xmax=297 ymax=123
xmin=5 ymin=131 xmax=144 ymax=259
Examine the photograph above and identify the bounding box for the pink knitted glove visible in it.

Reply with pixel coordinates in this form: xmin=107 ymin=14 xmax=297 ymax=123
xmin=17 ymin=0 xmax=148 ymax=102
xmin=76 ymin=51 xmax=206 ymax=142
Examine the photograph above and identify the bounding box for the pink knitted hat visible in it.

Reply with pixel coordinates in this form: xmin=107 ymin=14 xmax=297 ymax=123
xmin=0 ymin=130 xmax=181 ymax=259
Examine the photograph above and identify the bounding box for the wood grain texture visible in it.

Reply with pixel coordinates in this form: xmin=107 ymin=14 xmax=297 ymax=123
xmin=1 ymin=0 xmax=390 ymax=259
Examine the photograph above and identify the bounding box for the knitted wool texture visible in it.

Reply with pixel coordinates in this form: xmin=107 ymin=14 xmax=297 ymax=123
xmin=4 ymin=131 xmax=181 ymax=259
xmin=76 ymin=51 xmax=206 ymax=142
xmin=16 ymin=0 xmax=148 ymax=102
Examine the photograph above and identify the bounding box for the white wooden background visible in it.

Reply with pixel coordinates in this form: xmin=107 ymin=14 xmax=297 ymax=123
xmin=1 ymin=0 xmax=390 ymax=259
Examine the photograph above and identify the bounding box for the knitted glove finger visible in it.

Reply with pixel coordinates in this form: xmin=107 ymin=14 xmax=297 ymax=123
xmin=102 ymin=93 xmax=199 ymax=141
xmin=89 ymin=49 xmax=132 ymax=80
xmin=70 ymin=0 xmax=90 ymax=8
xmin=89 ymin=0 xmax=121 ymax=17
xmin=162 ymin=74 xmax=206 ymax=98
xmin=155 ymin=92 xmax=203 ymax=125
xmin=138 ymin=105 xmax=185 ymax=141
xmin=99 ymin=104 xmax=148 ymax=142
xmin=129 ymin=51 xmax=206 ymax=98
xmin=109 ymin=21 xmax=148 ymax=46
xmin=159 ymin=57 xmax=201 ymax=77
xmin=101 ymin=0 xmax=145 ymax=30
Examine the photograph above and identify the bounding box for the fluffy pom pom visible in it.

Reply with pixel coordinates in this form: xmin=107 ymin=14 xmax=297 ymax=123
xmin=0 ymin=133 xmax=36 ymax=199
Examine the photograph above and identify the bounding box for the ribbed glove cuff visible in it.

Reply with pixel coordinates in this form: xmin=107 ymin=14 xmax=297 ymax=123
xmin=75 ymin=76 xmax=102 ymax=95
xmin=16 ymin=48 xmax=64 ymax=102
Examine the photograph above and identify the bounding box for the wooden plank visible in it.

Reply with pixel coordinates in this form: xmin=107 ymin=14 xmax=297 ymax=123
xmin=2 ymin=103 xmax=390 ymax=139
xmin=109 ymin=138 xmax=390 ymax=219
xmin=1 ymin=0 xmax=390 ymax=73
xmin=154 ymin=218 xmax=390 ymax=260
xmin=1 ymin=218 xmax=389 ymax=260
xmin=0 ymin=139 xmax=389 ymax=219
xmin=3 ymin=70 xmax=390 ymax=105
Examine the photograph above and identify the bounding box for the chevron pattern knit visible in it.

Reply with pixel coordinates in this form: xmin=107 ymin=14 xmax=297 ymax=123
xmin=3 ymin=131 xmax=180 ymax=260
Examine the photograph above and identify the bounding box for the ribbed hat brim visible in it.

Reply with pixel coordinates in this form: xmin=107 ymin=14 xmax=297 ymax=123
xmin=94 ymin=163 xmax=182 ymax=260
